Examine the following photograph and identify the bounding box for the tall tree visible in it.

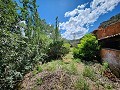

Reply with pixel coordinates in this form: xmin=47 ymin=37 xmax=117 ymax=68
xmin=54 ymin=16 xmax=60 ymax=41
xmin=0 ymin=0 xmax=18 ymax=32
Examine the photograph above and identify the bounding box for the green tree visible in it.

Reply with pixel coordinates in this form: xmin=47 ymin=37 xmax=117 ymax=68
xmin=54 ymin=16 xmax=60 ymax=42
xmin=73 ymin=34 xmax=100 ymax=61
xmin=0 ymin=0 xmax=18 ymax=32
xmin=0 ymin=0 xmax=54 ymax=89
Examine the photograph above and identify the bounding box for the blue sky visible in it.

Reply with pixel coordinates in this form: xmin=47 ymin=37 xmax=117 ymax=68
xmin=37 ymin=0 xmax=120 ymax=40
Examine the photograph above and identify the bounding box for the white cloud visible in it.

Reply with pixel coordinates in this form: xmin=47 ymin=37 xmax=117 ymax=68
xmin=77 ymin=3 xmax=88 ymax=9
xmin=60 ymin=0 xmax=120 ymax=40
xmin=64 ymin=9 xmax=78 ymax=17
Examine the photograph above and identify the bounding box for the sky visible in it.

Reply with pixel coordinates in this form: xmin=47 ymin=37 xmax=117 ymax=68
xmin=37 ymin=0 xmax=120 ymax=40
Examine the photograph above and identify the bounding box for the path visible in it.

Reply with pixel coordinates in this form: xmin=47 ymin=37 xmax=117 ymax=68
xmin=62 ymin=51 xmax=85 ymax=74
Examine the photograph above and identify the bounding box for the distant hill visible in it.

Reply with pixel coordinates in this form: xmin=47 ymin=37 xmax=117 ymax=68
xmin=69 ymin=39 xmax=80 ymax=47
xmin=99 ymin=13 xmax=120 ymax=28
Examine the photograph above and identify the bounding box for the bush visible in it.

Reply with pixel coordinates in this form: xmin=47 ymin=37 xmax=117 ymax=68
xmin=61 ymin=42 xmax=71 ymax=56
xmin=73 ymin=34 xmax=100 ymax=61
xmin=0 ymin=30 xmax=45 ymax=89
xmin=47 ymin=41 xmax=70 ymax=60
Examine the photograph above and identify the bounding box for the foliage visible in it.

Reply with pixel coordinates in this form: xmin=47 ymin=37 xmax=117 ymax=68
xmin=73 ymin=34 xmax=100 ymax=61
xmin=47 ymin=40 xmax=70 ymax=60
xmin=0 ymin=30 xmax=29 ymax=89
xmin=0 ymin=0 xmax=18 ymax=32
xmin=47 ymin=41 xmax=63 ymax=60
xmin=100 ymin=61 xmax=109 ymax=75
xmin=73 ymin=58 xmax=81 ymax=63
xmin=102 ymin=61 xmax=109 ymax=70
xmin=62 ymin=42 xmax=71 ymax=54
xmin=62 ymin=61 xmax=77 ymax=75
xmin=0 ymin=0 xmax=56 ymax=89
xmin=0 ymin=0 xmax=69 ymax=89
xmin=0 ymin=29 xmax=48 ymax=89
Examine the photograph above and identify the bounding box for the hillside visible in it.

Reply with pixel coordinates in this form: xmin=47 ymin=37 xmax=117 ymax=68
xmin=18 ymin=52 xmax=120 ymax=90
xmin=99 ymin=13 xmax=120 ymax=28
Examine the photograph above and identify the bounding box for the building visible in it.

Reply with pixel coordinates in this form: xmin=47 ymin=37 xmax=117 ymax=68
xmin=93 ymin=14 xmax=120 ymax=77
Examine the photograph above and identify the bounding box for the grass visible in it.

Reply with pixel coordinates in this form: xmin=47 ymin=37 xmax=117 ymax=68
xmin=32 ymin=69 xmax=38 ymax=76
xmin=74 ymin=76 xmax=89 ymax=90
xmin=83 ymin=65 xmax=95 ymax=80
xmin=36 ymin=78 xmax=43 ymax=85
xmin=73 ymin=58 xmax=81 ymax=63
xmin=29 ymin=52 xmax=117 ymax=90
xmin=98 ymin=61 xmax=109 ymax=75
xmin=41 ymin=60 xmax=78 ymax=75
xmin=62 ymin=61 xmax=78 ymax=75
xmin=20 ymin=50 xmax=120 ymax=90
xmin=36 ymin=65 xmax=43 ymax=72
xmin=104 ymin=83 xmax=113 ymax=90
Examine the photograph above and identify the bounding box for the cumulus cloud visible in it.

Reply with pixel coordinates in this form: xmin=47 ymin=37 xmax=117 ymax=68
xmin=60 ymin=0 xmax=120 ymax=40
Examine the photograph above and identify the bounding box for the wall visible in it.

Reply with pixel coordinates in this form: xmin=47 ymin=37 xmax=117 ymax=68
xmin=100 ymin=48 xmax=120 ymax=77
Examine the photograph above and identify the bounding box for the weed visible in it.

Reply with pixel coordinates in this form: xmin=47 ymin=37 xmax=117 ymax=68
xmin=103 ymin=61 xmax=109 ymax=70
xmin=43 ymin=61 xmax=57 ymax=72
xmin=36 ymin=78 xmax=43 ymax=85
xmin=73 ymin=58 xmax=81 ymax=63
xmin=104 ymin=83 xmax=113 ymax=90
xmin=36 ymin=66 xmax=43 ymax=72
xmin=95 ymin=81 xmax=100 ymax=90
xmin=62 ymin=61 xmax=77 ymax=75
xmin=32 ymin=69 xmax=38 ymax=76
xmin=83 ymin=66 xmax=95 ymax=80
xmin=100 ymin=61 xmax=109 ymax=75
xmin=74 ymin=77 xmax=89 ymax=90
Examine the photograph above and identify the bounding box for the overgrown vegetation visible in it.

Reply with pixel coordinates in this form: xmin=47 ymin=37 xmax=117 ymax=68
xmin=0 ymin=0 xmax=70 ymax=89
xmin=20 ymin=59 xmax=119 ymax=90
xmin=73 ymin=34 xmax=100 ymax=61
xmin=1 ymin=0 xmax=119 ymax=90
xmin=74 ymin=77 xmax=89 ymax=90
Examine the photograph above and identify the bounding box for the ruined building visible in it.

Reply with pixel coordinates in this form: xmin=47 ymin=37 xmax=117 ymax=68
xmin=93 ymin=13 xmax=120 ymax=77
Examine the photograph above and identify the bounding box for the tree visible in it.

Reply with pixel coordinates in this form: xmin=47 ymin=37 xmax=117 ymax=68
xmin=54 ymin=16 xmax=60 ymax=41
xmin=73 ymin=34 xmax=100 ymax=61
xmin=0 ymin=0 xmax=18 ymax=32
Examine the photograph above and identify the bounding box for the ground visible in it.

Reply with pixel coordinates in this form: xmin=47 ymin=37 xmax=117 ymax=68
xmin=18 ymin=51 xmax=120 ymax=90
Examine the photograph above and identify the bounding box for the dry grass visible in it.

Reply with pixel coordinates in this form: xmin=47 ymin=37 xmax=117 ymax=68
xmin=18 ymin=52 xmax=120 ymax=90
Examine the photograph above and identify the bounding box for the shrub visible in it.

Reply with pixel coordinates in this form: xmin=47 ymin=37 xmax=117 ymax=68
xmin=0 ymin=30 xmax=46 ymax=89
xmin=62 ymin=43 xmax=71 ymax=54
xmin=73 ymin=47 xmax=80 ymax=58
xmin=73 ymin=34 xmax=100 ymax=61
xmin=47 ymin=41 xmax=70 ymax=60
